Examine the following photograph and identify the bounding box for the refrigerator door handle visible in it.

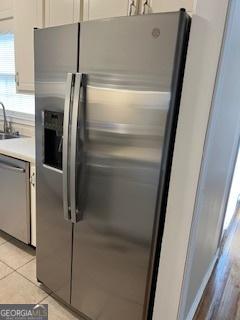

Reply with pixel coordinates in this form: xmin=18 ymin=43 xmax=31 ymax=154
xmin=63 ymin=73 xmax=74 ymax=221
xmin=70 ymin=73 xmax=83 ymax=223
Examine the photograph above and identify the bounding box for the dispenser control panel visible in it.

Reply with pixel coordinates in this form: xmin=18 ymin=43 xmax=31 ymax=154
xmin=43 ymin=110 xmax=64 ymax=170
xmin=44 ymin=111 xmax=64 ymax=133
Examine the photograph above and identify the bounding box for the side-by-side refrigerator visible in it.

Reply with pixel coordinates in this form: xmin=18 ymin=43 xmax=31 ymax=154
xmin=34 ymin=11 xmax=190 ymax=320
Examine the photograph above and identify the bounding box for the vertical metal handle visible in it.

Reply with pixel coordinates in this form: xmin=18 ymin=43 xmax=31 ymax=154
xmin=63 ymin=73 xmax=74 ymax=221
xmin=70 ymin=73 xmax=82 ymax=223
xmin=15 ymin=72 xmax=19 ymax=87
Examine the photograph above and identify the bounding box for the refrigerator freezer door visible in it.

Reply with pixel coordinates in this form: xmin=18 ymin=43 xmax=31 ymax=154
xmin=71 ymin=13 xmax=180 ymax=319
xmin=35 ymin=24 xmax=79 ymax=303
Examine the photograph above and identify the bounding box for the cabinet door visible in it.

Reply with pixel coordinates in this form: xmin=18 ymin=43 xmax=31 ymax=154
xmin=83 ymin=0 xmax=139 ymax=20
xmin=13 ymin=0 xmax=43 ymax=91
xmin=45 ymin=0 xmax=82 ymax=27
xmin=140 ymin=0 xmax=193 ymax=14
xmin=0 ymin=0 xmax=13 ymax=19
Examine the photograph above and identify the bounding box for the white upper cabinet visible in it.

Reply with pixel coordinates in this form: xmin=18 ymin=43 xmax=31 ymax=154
xmin=139 ymin=0 xmax=193 ymax=14
xmin=0 ymin=0 xmax=13 ymax=34
xmin=11 ymin=0 xmax=193 ymax=93
xmin=83 ymin=0 xmax=139 ymax=20
xmin=0 ymin=0 xmax=13 ymax=20
xmin=13 ymin=0 xmax=43 ymax=91
xmin=83 ymin=0 xmax=193 ymax=21
xmin=45 ymin=0 xmax=82 ymax=27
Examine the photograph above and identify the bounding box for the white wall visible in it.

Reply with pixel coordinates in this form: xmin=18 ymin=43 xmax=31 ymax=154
xmin=152 ymin=0 xmax=229 ymax=319
xmin=180 ymin=0 xmax=240 ymax=316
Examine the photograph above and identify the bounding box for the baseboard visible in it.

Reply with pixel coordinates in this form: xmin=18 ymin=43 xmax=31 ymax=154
xmin=185 ymin=249 xmax=219 ymax=320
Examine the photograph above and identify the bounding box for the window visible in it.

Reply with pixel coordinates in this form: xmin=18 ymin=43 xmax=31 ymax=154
xmin=0 ymin=33 xmax=34 ymax=115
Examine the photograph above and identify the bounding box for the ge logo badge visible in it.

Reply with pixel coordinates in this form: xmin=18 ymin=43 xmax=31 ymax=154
xmin=152 ymin=28 xmax=160 ymax=39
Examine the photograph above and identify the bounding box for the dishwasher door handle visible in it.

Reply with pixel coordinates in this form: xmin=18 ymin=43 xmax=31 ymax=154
xmin=0 ymin=162 xmax=25 ymax=173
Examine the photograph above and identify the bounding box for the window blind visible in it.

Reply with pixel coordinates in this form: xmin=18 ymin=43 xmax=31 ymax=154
xmin=0 ymin=33 xmax=34 ymax=115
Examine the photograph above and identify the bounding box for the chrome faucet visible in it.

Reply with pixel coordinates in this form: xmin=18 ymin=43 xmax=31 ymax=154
xmin=0 ymin=102 xmax=8 ymax=133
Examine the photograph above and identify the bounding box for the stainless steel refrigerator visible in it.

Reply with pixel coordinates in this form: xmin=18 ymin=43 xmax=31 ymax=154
xmin=34 ymin=11 xmax=190 ymax=320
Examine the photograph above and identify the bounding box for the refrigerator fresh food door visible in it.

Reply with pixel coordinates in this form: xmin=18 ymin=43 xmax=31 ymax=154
xmin=70 ymin=12 xmax=188 ymax=320
xmin=35 ymin=24 xmax=79 ymax=303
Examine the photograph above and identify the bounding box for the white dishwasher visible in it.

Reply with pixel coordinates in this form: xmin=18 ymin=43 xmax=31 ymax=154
xmin=0 ymin=154 xmax=30 ymax=243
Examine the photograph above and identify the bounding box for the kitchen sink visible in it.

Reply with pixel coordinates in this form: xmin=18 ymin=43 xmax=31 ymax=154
xmin=0 ymin=133 xmax=20 ymax=140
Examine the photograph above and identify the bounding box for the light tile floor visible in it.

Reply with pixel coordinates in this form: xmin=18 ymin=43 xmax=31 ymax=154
xmin=0 ymin=230 xmax=83 ymax=319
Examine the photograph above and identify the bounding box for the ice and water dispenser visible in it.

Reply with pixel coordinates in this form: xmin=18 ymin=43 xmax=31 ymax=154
xmin=43 ymin=111 xmax=64 ymax=170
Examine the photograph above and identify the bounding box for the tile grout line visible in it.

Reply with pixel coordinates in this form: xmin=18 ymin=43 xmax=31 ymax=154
xmin=0 ymin=265 xmax=50 ymax=300
xmin=37 ymin=295 xmax=49 ymax=305
xmin=0 ymin=256 xmax=36 ymax=272
xmin=0 ymin=260 xmax=50 ymax=298
xmin=15 ymin=268 xmax=50 ymax=294
xmin=0 ymin=258 xmax=15 ymax=269
xmin=0 ymin=259 xmax=16 ymax=271
xmin=13 ymin=259 xmax=51 ymax=296
xmin=0 ymin=238 xmax=81 ymax=319
xmin=0 ymin=269 xmax=50 ymax=305
xmin=0 ymin=269 xmax=15 ymax=282
xmin=0 ymin=237 xmax=51 ymax=305
xmin=15 ymin=256 xmax=36 ymax=271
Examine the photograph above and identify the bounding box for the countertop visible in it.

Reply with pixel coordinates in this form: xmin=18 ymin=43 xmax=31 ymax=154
xmin=0 ymin=136 xmax=35 ymax=164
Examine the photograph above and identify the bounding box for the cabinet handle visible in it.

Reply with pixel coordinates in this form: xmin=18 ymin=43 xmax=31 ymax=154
xmin=0 ymin=162 xmax=25 ymax=173
xmin=15 ymin=72 xmax=19 ymax=87
xmin=142 ymin=0 xmax=151 ymax=14
xmin=30 ymin=172 xmax=35 ymax=187
xmin=128 ymin=0 xmax=138 ymax=16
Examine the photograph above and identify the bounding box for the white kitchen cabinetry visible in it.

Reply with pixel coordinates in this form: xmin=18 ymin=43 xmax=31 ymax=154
xmin=45 ymin=0 xmax=82 ymax=27
xmin=139 ymin=0 xmax=193 ymax=14
xmin=13 ymin=0 xmax=43 ymax=91
xmin=30 ymin=164 xmax=36 ymax=247
xmin=0 ymin=0 xmax=13 ymax=20
xmin=45 ymin=0 xmax=193 ymax=25
xmin=83 ymin=0 xmax=139 ymax=20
